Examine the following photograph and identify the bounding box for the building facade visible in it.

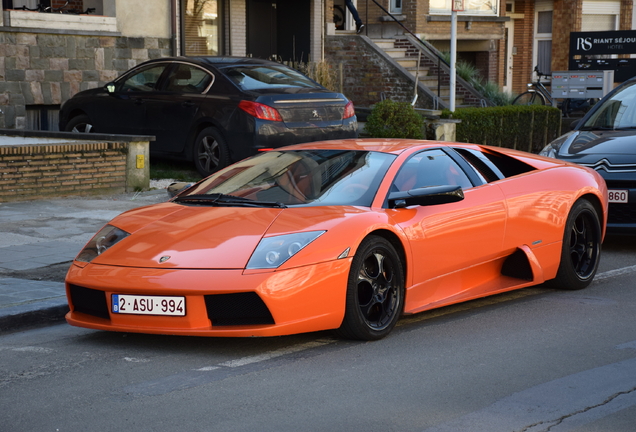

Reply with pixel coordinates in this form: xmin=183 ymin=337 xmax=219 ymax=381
xmin=2 ymin=0 xmax=634 ymax=131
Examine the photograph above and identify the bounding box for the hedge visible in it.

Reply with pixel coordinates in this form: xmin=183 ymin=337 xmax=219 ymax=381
xmin=439 ymin=105 xmax=562 ymax=154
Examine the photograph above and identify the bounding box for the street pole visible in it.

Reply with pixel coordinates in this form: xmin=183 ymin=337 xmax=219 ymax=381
xmin=450 ymin=0 xmax=464 ymax=113
xmin=450 ymin=10 xmax=457 ymax=112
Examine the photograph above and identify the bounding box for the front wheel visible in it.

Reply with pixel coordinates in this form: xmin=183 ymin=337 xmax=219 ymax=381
xmin=65 ymin=114 xmax=95 ymax=133
xmin=546 ymin=199 xmax=602 ymax=290
xmin=337 ymin=236 xmax=405 ymax=341
xmin=193 ymin=127 xmax=230 ymax=178
xmin=513 ymin=91 xmax=546 ymax=106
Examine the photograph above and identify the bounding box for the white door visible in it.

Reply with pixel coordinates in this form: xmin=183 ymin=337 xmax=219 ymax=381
xmin=504 ymin=19 xmax=514 ymax=94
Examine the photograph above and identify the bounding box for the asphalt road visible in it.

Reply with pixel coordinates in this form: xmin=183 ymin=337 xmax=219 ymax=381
xmin=1 ymin=235 xmax=635 ymax=432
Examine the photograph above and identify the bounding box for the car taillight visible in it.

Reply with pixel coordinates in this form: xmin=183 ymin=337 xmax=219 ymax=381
xmin=343 ymin=101 xmax=355 ymax=119
xmin=239 ymin=100 xmax=283 ymax=121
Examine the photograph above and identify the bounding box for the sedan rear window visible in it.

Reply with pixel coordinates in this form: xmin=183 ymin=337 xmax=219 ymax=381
xmin=222 ymin=65 xmax=322 ymax=91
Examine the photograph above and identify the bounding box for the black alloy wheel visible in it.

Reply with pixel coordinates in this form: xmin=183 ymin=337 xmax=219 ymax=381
xmin=547 ymin=199 xmax=602 ymax=290
xmin=337 ymin=235 xmax=405 ymax=341
xmin=65 ymin=114 xmax=95 ymax=133
xmin=193 ymin=127 xmax=230 ymax=178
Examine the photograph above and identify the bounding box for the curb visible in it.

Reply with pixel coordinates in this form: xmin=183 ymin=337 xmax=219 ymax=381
xmin=0 ymin=298 xmax=69 ymax=332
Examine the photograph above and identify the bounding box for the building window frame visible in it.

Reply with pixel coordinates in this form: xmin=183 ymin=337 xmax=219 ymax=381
xmin=429 ymin=0 xmax=499 ymax=16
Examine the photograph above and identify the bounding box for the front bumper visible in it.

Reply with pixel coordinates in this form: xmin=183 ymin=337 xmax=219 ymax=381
xmin=65 ymin=259 xmax=351 ymax=337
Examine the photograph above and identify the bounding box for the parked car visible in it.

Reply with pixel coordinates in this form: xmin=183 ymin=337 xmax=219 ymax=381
xmin=65 ymin=139 xmax=607 ymax=341
xmin=540 ymin=76 xmax=636 ymax=233
xmin=59 ymin=57 xmax=358 ymax=177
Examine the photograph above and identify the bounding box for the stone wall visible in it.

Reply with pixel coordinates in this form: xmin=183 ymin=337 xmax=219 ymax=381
xmin=325 ymin=35 xmax=433 ymax=108
xmin=0 ymin=31 xmax=171 ymax=129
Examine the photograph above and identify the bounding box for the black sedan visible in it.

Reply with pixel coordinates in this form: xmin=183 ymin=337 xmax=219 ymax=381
xmin=540 ymin=77 xmax=636 ymax=233
xmin=59 ymin=57 xmax=358 ymax=177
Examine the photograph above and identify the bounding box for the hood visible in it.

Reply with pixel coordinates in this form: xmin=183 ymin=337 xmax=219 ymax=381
xmin=561 ymin=130 xmax=636 ymax=160
xmin=92 ymin=203 xmax=284 ymax=269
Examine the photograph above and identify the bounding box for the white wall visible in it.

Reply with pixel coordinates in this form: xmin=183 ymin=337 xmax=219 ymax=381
xmin=116 ymin=0 xmax=171 ymax=38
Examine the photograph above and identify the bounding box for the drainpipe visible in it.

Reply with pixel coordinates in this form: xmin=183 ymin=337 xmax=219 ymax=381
xmin=171 ymin=0 xmax=178 ymax=56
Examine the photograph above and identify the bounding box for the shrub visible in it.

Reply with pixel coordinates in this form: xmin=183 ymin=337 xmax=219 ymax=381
xmin=365 ymin=100 xmax=424 ymax=139
xmin=297 ymin=61 xmax=338 ymax=92
xmin=441 ymin=105 xmax=561 ymax=153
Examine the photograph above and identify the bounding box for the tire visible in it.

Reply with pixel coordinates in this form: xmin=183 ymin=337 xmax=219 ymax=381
xmin=546 ymin=199 xmax=602 ymax=290
xmin=65 ymin=114 xmax=95 ymax=133
xmin=513 ymin=91 xmax=546 ymax=106
xmin=193 ymin=127 xmax=230 ymax=178
xmin=337 ymin=236 xmax=405 ymax=341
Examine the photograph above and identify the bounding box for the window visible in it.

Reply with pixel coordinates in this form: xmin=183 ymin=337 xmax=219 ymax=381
xmin=164 ymin=64 xmax=214 ymax=93
xmin=25 ymin=105 xmax=60 ymax=131
xmin=429 ymin=0 xmax=498 ymax=16
xmin=582 ymin=0 xmax=619 ymax=31
xmin=390 ymin=0 xmax=402 ymax=14
xmin=534 ymin=2 xmax=553 ymax=76
xmin=182 ymin=0 xmax=223 ymax=56
xmin=221 ymin=64 xmax=322 ymax=91
xmin=119 ymin=65 xmax=167 ymax=93
xmin=392 ymin=149 xmax=473 ymax=192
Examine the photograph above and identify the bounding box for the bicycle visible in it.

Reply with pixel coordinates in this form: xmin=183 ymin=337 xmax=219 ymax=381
xmin=512 ymin=66 xmax=553 ymax=106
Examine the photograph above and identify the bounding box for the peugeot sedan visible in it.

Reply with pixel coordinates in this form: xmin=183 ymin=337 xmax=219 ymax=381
xmin=59 ymin=57 xmax=358 ymax=177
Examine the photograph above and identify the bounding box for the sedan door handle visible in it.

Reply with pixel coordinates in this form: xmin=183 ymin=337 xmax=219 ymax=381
xmin=182 ymin=101 xmax=195 ymax=107
xmin=134 ymin=98 xmax=144 ymax=105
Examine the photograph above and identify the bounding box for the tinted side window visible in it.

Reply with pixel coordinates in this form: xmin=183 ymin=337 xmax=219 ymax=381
xmin=119 ymin=65 xmax=167 ymax=92
xmin=392 ymin=149 xmax=473 ymax=192
xmin=164 ymin=64 xmax=213 ymax=93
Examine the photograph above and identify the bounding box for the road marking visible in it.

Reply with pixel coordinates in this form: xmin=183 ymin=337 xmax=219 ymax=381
xmin=123 ymin=357 xmax=150 ymax=363
xmin=1 ymin=346 xmax=55 ymax=353
xmin=595 ymin=264 xmax=636 ymax=281
xmin=420 ymin=356 xmax=636 ymax=432
xmin=124 ymin=338 xmax=338 ymax=397
xmin=216 ymin=339 xmax=333 ymax=368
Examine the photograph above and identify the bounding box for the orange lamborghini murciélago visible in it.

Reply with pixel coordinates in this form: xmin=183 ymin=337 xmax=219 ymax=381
xmin=65 ymin=139 xmax=608 ymax=340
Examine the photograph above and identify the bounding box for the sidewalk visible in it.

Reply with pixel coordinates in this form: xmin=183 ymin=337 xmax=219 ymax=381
xmin=0 ymin=189 xmax=169 ymax=332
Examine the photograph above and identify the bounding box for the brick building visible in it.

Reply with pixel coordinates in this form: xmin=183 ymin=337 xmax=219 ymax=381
xmin=2 ymin=0 xmax=634 ymax=132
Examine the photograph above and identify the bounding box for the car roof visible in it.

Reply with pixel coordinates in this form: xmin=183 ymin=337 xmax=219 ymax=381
xmin=140 ymin=56 xmax=283 ymax=69
xmin=279 ymin=139 xmax=466 ymax=155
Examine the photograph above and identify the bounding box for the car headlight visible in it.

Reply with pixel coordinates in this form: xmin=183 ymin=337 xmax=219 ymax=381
xmin=539 ymin=144 xmax=558 ymax=158
xmin=76 ymin=225 xmax=130 ymax=263
xmin=246 ymin=231 xmax=326 ymax=269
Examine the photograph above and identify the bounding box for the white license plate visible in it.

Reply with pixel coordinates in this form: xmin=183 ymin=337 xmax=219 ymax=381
xmin=112 ymin=294 xmax=185 ymax=316
xmin=608 ymin=189 xmax=629 ymax=204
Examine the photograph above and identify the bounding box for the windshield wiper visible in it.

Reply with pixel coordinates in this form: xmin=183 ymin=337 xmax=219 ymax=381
xmin=174 ymin=193 xmax=286 ymax=208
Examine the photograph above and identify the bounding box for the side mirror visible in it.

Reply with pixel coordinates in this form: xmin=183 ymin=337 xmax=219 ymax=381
xmin=105 ymin=82 xmax=116 ymax=93
xmin=388 ymin=185 xmax=464 ymax=209
xmin=570 ymin=119 xmax=581 ymax=130
xmin=167 ymin=182 xmax=193 ymax=198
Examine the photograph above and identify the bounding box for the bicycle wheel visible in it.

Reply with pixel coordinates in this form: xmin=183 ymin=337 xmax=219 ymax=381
xmin=513 ymin=91 xmax=546 ymax=106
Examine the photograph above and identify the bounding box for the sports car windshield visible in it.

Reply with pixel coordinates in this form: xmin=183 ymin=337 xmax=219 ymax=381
xmin=581 ymin=81 xmax=636 ymax=130
xmin=179 ymin=150 xmax=396 ymax=207
xmin=222 ymin=65 xmax=322 ymax=91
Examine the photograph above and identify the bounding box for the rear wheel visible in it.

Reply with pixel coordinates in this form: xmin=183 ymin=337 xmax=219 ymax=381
xmin=547 ymin=199 xmax=602 ymax=290
xmin=65 ymin=114 xmax=95 ymax=133
xmin=193 ymin=127 xmax=230 ymax=178
xmin=513 ymin=91 xmax=546 ymax=106
xmin=337 ymin=236 xmax=405 ymax=341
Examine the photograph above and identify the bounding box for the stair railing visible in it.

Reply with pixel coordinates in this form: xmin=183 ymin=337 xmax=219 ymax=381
xmin=364 ymin=0 xmax=491 ymax=107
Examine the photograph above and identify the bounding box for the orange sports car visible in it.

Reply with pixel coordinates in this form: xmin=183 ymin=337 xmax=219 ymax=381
xmin=65 ymin=139 xmax=608 ymax=340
